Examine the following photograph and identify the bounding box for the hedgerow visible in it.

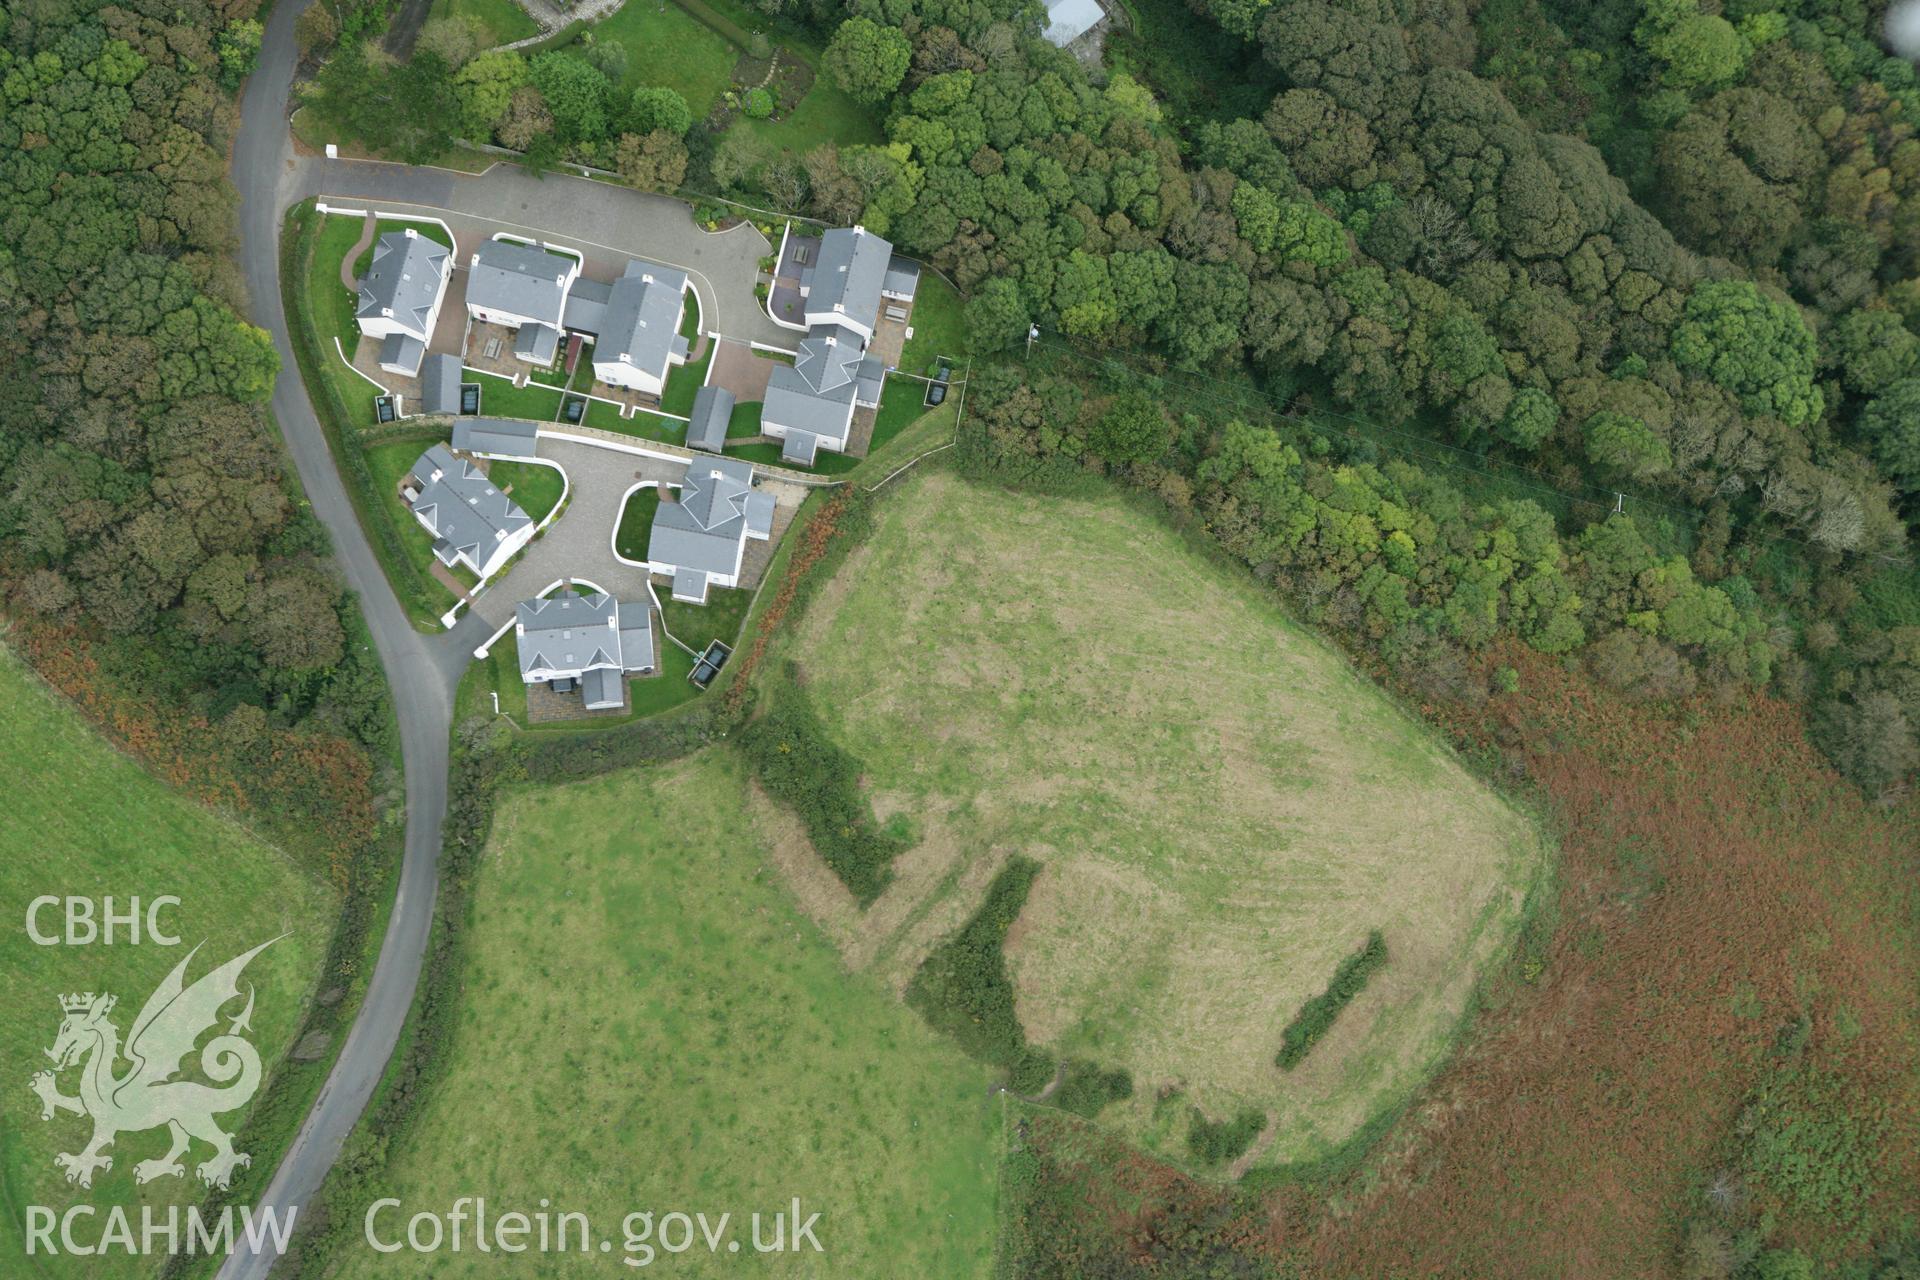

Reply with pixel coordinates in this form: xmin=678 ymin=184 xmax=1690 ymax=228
xmin=1277 ymin=931 xmax=1388 ymax=1070
xmin=740 ymin=691 xmax=907 ymax=905
xmin=905 ymin=856 xmax=1054 ymax=1091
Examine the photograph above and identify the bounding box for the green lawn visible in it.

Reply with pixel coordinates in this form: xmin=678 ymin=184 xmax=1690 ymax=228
xmin=0 ymin=646 xmax=338 ymax=1277
xmin=430 ymin=0 xmax=538 ymax=45
xmin=575 ymin=0 xmax=739 ymax=110
xmin=896 ymin=272 xmax=969 ymax=376
xmin=615 ymin=484 xmax=663 ymax=561
xmin=311 ymin=214 xmax=366 ymax=351
xmin=661 ymin=344 xmax=713 ymax=417
xmin=723 ymin=78 xmax=885 ymax=160
xmin=327 ymin=749 xmax=1002 ymax=1279
xmin=591 ymin=406 xmax=687 ymax=445
xmin=628 ymin=641 xmax=700 ymax=716
xmin=660 ymin=584 xmax=751 ymax=651
xmin=455 ymin=641 xmax=530 ymax=728
xmin=681 ymin=284 xmax=701 ymax=339
xmin=867 ymin=374 xmax=934 ymax=458
xmin=468 ymin=369 xmax=563 ymax=422
xmin=784 ymin=470 xmax=1545 ymax=1170
xmin=487 ymin=459 xmax=564 ymax=523
xmin=727 ymin=398 xmax=764 ymax=438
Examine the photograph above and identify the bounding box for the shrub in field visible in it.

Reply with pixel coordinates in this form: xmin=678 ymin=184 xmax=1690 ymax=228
xmin=1187 ymin=1106 xmax=1267 ymax=1165
xmin=743 ymin=87 xmax=773 ymax=119
xmin=1054 ymin=1060 xmax=1134 ymax=1118
xmin=1277 ymin=931 xmax=1388 ymax=1070
xmin=907 ymin=857 xmax=1046 ymax=1077
xmin=740 ymin=695 xmax=906 ymax=904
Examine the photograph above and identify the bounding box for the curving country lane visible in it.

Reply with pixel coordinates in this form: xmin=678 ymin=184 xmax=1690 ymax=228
xmin=220 ymin=3 xmax=464 ymax=1277
xmin=223 ymin=4 xmax=808 ymax=1269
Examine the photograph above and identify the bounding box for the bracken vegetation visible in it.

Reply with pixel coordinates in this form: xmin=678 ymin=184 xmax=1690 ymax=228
xmin=1001 ymin=648 xmax=1920 ymax=1275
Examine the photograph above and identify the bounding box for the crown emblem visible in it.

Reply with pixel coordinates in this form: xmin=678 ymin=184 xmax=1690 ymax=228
xmin=61 ymin=992 xmax=99 ymax=1012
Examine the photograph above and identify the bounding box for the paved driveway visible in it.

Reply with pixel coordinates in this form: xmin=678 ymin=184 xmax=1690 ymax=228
xmin=708 ymin=337 xmax=780 ymax=404
xmin=312 ymin=159 xmax=795 ymax=349
xmin=466 ymin=437 xmax=687 ymax=633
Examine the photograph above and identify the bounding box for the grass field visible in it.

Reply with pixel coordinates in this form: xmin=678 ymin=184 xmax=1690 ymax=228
xmin=0 ymin=646 xmax=338 ymax=1276
xmin=724 ymin=79 xmax=885 ymax=156
xmin=783 ymin=471 xmax=1544 ymax=1167
xmin=328 ymin=750 xmax=1002 ymax=1277
xmin=582 ymin=0 xmax=881 ymax=160
xmin=468 ymin=370 xmax=563 ymax=423
xmin=580 ymin=1 xmax=739 ymax=110
xmin=429 ymin=0 xmax=538 ymax=46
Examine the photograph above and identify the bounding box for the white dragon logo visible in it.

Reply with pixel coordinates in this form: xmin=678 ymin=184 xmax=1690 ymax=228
xmin=29 ymin=938 xmax=278 ymax=1191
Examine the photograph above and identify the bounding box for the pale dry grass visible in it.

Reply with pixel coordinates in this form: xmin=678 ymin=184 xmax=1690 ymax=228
xmin=786 ymin=471 xmax=1543 ymax=1167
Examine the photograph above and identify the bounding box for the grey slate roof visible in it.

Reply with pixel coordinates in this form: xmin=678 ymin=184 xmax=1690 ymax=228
xmin=649 ymin=458 xmax=770 ymax=577
xmin=672 ymin=566 xmax=709 ymax=603
xmin=686 ymin=384 xmax=734 ymax=453
xmin=617 ymin=599 xmax=656 ymax=674
xmin=856 ymin=355 xmax=887 ymax=407
xmin=882 ymin=256 xmax=921 ymax=300
xmin=469 ymin=239 xmax=572 ymax=326
xmin=380 ymin=333 xmax=426 ymax=376
xmin=596 ymin=260 xmax=688 ymax=378
xmin=358 ymin=231 xmax=449 ymax=339
xmin=762 ymin=362 xmax=857 ymax=445
xmin=561 ymin=278 xmax=611 ymax=335
xmin=515 ymin=592 xmax=656 ymax=687
xmin=406 ymin=444 xmax=530 ymax=573
xmin=420 ymin=354 xmax=463 ymax=415
xmin=795 ymin=325 xmax=866 ymax=394
xmin=781 ymin=429 xmax=822 ymax=466
xmin=581 ymin=667 xmax=623 ymax=710
xmin=516 ymin=592 xmax=621 ymax=677
xmin=514 ymin=322 xmax=560 ymax=365
xmin=451 ymin=416 xmax=540 ymax=459
xmin=805 ymin=227 xmax=892 ymax=332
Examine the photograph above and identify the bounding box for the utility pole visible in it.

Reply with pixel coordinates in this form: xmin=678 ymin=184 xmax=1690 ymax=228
xmin=1614 ymin=492 xmax=1625 ymax=515
xmin=1026 ymin=324 xmax=1039 ymax=359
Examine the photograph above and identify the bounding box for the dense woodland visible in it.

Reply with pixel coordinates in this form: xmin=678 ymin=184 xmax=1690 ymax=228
xmin=0 ymin=0 xmax=393 ymax=864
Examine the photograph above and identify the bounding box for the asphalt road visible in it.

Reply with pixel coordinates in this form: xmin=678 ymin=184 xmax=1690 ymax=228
xmin=218 ymin=2 xmax=466 ymax=1274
